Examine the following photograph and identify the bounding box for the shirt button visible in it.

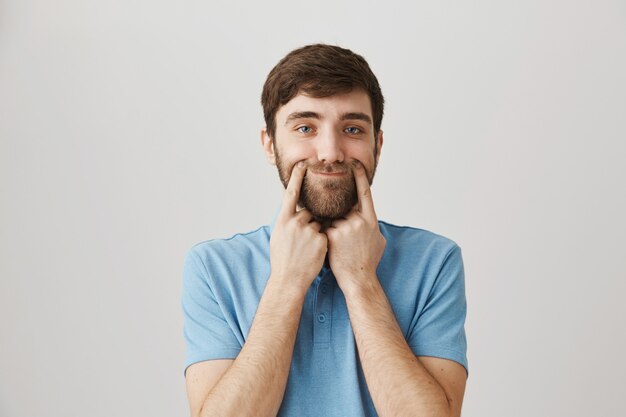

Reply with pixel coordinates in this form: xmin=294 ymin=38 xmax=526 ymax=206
xmin=321 ymin=284 xmax=328 ymax=294
xmin=317 ymin=313 xmax=326 ymax=323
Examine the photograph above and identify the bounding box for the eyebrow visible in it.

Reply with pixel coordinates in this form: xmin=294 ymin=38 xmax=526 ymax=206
xmin=284 ymin=111 xmax=372 ymax=125
xmin=340 ymin=112 xmax=372 ymax=124
xmin=284 ymin=111 xmax=320 ymax=125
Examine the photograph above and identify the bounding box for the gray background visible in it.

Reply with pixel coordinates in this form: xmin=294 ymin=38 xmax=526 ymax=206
xmin=1 ymin=1 xmax=625 ymax=416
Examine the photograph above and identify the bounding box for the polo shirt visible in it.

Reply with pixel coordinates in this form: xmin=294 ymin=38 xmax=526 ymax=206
xmin=182 ymin=220 xmax=468 ymax=417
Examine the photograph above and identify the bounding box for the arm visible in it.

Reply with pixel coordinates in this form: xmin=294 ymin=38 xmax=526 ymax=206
xmin=185 ymin=161 xmax=328 ymax=417
xmin=187 ymin=279 xmax=308 ymax=417
xmin=342 ymin=278 xmax=466 ymax=417
xmin=326 ymin=162 xmax=466 ymax=417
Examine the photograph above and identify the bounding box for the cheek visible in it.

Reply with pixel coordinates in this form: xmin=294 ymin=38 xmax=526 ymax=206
xmin=280 ymin=143 xmax=317 ymax=164
xmin=346 ymin=143 xmax=376 ymax=164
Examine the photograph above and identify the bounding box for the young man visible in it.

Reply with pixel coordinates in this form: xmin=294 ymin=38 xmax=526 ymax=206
xmin=182 ymin=44 xmax=468 ymax=417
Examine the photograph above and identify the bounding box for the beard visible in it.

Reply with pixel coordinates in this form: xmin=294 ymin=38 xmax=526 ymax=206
xmin=275 ymin=153 xmax=377 ymax=221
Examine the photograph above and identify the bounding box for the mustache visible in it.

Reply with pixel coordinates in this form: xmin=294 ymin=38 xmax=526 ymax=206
xmin=305 ymin=161 xmax=358 ymax=174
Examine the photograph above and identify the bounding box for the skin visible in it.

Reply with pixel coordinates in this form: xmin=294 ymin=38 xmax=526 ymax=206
xmin=185 ymin=90 xmax=467 ymax=417
xmin=269 ymin=90 xmax=380 ymax=225
xmin=186 ymin=163 xmax=321 ymax=417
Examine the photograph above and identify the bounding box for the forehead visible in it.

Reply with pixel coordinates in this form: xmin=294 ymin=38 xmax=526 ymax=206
xmin=276 ymin=89 xmax=373 ymax=123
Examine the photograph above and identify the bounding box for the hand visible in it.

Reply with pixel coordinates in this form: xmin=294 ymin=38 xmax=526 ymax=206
xmin=269 ymin=161 xmax=328 ymax=291
xmin=326 ymin=162 xmax=386 ymax=295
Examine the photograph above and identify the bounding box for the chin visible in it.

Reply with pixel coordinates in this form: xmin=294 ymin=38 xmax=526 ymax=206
xmin=300 ymin=180 xmax=358 ymax=221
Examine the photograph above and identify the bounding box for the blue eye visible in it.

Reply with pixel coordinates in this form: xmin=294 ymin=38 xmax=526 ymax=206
xmin=345 ymin=127 xmax=361 ymax=134
xmin=297 ymin=126 xmax=312 ymax=134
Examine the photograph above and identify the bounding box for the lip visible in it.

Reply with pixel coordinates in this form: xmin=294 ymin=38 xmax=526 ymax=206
xmin=309 ymin=170 xmax=349 ymax=176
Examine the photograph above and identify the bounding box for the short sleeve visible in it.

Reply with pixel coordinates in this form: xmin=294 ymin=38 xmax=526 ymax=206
xmin=408 ymin=244 xmax=468 ymax=374
xmin=181 ymin=248 xmax=242 ymax=375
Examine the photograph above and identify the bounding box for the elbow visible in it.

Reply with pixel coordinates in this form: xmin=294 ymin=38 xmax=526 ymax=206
xmin=443 ymin=395 xmax=461 ymax=417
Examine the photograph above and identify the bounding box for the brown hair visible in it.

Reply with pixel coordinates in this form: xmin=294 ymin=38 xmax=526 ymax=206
xmin=261 ymin=44 xmax=384 ymax=140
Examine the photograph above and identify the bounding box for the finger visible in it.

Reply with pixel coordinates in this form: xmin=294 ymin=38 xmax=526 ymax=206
xmin=329 ymin=209 xmax=356 ymax=229
xmin=308 ymin=219 xmax=324 ymax=232
xmin=295 ymin=207 xmax=313 ymax=223
xmin=280 ymin=161 xmax=306 ymax=217
xmin=353 ymin=162 xmax=376 ymax=219
xmin=329 ymin=218 xmax=346 ymax=230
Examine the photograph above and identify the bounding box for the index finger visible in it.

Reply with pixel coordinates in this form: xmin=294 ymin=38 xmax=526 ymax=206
xmin=280 ymin=161 xmax=306 ymax=217
xmin=353 ymin=161 xmax=376 ymax=219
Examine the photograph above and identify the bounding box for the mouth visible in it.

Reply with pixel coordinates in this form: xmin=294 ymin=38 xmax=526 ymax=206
xmin=309 ymin=170 xmax=349 ymax=177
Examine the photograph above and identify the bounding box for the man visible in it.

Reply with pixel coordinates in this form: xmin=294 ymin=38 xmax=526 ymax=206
xmin=182 ymin=44 xmax=468 ymax=417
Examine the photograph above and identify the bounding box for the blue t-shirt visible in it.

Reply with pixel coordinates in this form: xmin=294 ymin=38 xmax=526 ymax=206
xmin=182 ymin=220 xmax=467 ymax=417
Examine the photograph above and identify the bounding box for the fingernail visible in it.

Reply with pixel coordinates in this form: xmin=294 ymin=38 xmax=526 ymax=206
xmin=297 ymin=161 xmax=304 ymax=168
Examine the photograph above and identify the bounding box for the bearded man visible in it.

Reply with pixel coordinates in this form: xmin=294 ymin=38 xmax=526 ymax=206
xmin=182 ymin=44 xmax=468 ymax=417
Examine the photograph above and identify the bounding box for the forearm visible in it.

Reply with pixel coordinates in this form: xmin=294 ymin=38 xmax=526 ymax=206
xmin=199 ymin=277 xmax=306 ymax=417
xmin=344 ymin=278 xmax=451 ymax=417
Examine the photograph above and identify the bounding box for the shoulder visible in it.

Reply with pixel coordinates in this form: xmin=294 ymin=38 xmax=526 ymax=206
xmin=376 ymin=220 xmax=463 ymax=288
xmin=378 ymin=220 xmax=461 ymax=258
xmin=183 ymin=226 xmax=271 ymax=282
xmin=187 ymin=225 xmax=271 ymax=262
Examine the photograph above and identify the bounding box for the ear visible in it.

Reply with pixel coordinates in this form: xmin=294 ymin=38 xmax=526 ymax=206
xmin=261 ymin=128 xmax=276 ymax=165
xmin=375 ymin=129 xmax=384 ymax=164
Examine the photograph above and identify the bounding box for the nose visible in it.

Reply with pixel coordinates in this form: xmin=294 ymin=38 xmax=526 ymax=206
xmin=316 ymin=129 xmax=344 ymax=163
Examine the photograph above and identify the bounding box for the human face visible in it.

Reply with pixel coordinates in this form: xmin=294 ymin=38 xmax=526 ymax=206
xmin=262 ymin=89 xmax=383 ymax=221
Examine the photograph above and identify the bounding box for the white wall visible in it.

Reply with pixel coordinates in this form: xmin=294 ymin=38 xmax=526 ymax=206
xmin=1 ymin=1 xmax=625 ymax=416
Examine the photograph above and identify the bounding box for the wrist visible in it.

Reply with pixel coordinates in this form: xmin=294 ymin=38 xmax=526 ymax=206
xmin=338 ymin=271 xmax=380 ymax=301
xmin=267 ymin=272 xmax=313 ymax=298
